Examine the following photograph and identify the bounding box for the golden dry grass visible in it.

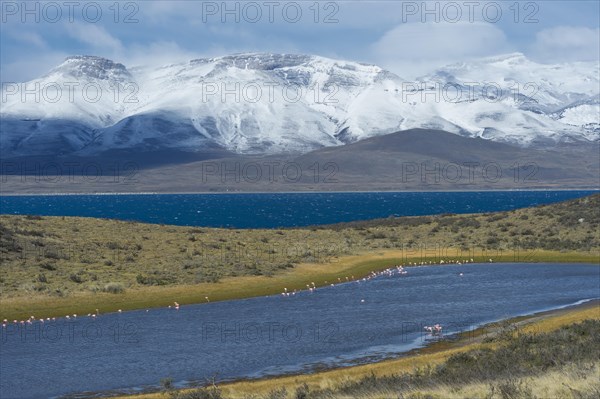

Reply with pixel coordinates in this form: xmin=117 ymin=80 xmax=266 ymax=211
xmin=1 ymin=249 xmax=598 ymax=321
xmin=1 ymin=194 xmax=598 ymax=320
xmin=358 ymin=362 xmax=600 ymax=399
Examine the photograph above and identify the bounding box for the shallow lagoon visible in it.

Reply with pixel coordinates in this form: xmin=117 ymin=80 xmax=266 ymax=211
xmin=1 ymin=262 xmax=599 ymax=398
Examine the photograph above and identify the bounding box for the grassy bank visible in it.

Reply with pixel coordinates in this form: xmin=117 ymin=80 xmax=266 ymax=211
xmin=115 ymin=302 xmax=600 ymax=399
xmin=1 ymin=249 xmax=598 ymax=322
xmin=1 ymin=194 xmax=599 ymax=320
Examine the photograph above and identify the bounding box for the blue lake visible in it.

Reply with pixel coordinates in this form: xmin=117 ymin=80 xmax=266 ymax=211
xmin=0 ymin=191 xmax=596 ymax=228
xmin=1 ymin=263 xmax=599 ymax=398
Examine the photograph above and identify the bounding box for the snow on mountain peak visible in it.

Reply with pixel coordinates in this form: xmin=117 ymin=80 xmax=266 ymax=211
xmin=49 ymin=55 xmax=132 ymax=81
xmin=481 ymin=52 xmax=529 ymax=65
xmin=201 ymin=52 xmax=316 ymax=70
xmin=1 ymin=53 xmax=598 ymax=158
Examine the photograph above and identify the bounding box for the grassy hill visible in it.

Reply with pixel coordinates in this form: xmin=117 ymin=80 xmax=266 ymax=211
xmin=0 ymin=194 xmax=598 ymax=320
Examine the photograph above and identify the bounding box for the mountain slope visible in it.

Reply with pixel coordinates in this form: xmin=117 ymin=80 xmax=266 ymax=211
xmin=415 ymin=53 xmax=600 ymax=146
xmin=1 ymin=53 xmax=598 ymax=158
xmin=3 ymin=128 xmax=597 ymax=193
xmin=292 ymin=128 xmax=599 ymax=189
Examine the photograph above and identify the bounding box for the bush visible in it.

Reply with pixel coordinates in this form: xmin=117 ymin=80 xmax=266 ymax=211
xmin=366 ymin=232 xmax=387 ymax=240
xmin=455 ymin=218 xmax=482 ymax=229
xmin=137 ymin=274 xmax=176 ymax=286
xmin=44 ymin=251 xmax=62 ymax=260
xmin=161 ymin=377 xmax=174 ymax=391
xmin=103 ymin=282 xmax=125 ymax=294
xmin=169 ymin=386 xmax=222 ymax=399
xmin=20 ymin=229 xmax=44 ymax=237
xmin=490 ymin=378 xmax=535 ymax=399
xmin=486 ymin=214 xmax=507 ymax=223
xmin=294 ymin=383 xmax=310 ymax=399
xmin=195 ymin=272 xmax=221 ymax=284
xmin=331 ymin=320 xmax=600 ymax=398
xmin=69 ymin=273 xmax=84 ymax=283
xmin=183 ymin=261 xmax=200 ymax=270
xmin=0 ymin=236 xmax=22 ymax=252
xmin=40 ymin=262 xmax=57 ymax=271
xmin=486 ymin=237 xmax=499 ymax=246
xmin=266 ymin=388 xmax=287 ymax=399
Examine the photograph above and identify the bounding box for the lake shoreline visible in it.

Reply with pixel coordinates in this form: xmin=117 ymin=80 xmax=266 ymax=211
xmin=2 ymin=193 xmax=598 ymax=322
xmin=104 ymin=298 xmax=599 ymax=399
xmin=2 ymin=254 xmax=598 ymax=322
xmin=2 ymin=188 xmax=599 ymax=196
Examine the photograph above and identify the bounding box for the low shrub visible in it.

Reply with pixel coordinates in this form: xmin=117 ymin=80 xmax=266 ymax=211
xmin=103 ymin=282 xmax=125 ymax=294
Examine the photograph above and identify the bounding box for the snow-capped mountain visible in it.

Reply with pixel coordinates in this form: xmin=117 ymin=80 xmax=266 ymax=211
xmin=414 ymin=53 xmax=599 ymax=145
xmin=1 ymin=53 xmax=598 ymax=158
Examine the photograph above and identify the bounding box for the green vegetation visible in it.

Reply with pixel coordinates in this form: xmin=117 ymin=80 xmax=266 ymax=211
xmin=0 ymin=194 xmax=598 ymax=320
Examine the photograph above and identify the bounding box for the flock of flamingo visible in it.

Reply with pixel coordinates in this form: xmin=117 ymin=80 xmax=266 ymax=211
xmin=2 ymin=258 xmax=493 ymax=330
xmin=424 ymin=324 xmax=444 ymax=334
xmin=1 ymin=308 xmax=103 ymax=328
xmin=278 ymin=264 xmax=409 ymax=298
xmin=0 ymin=299 xmax=214 ymax=328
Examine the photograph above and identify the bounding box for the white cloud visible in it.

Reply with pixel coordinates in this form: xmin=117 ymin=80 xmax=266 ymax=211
xmin=66 ymin=23 xmax=123 ymax=54
xmin=10 ymin=32 xmax=46 ymax=48
xmin=371 ymin=21 xmax=512 ymax=78
xmin=123 ymin=41 xmax=201 ymax=68
xmin=0 ymin=52 xmax=69 ymax=83
xmin=531 ymin=26 xmax=600 ymax=62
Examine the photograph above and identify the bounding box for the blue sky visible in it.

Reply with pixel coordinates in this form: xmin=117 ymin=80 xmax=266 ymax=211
xmin=1 ymin=0 xmax=599 ymax=82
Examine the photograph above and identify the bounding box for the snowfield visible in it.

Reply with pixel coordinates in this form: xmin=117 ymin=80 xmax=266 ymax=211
xmin=1 ymin=53 xmax=598 ymax=157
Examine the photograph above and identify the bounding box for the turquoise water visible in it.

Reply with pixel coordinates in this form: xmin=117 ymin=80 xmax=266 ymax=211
xmin=0 ymin=190 xmax=595 ymax=228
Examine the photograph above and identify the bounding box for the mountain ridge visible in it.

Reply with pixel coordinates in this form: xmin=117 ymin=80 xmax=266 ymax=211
xmin=1 ymin=52 xmax=598 ymax=159
xmin=2 ymin=128 xmax=598 ymax=193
